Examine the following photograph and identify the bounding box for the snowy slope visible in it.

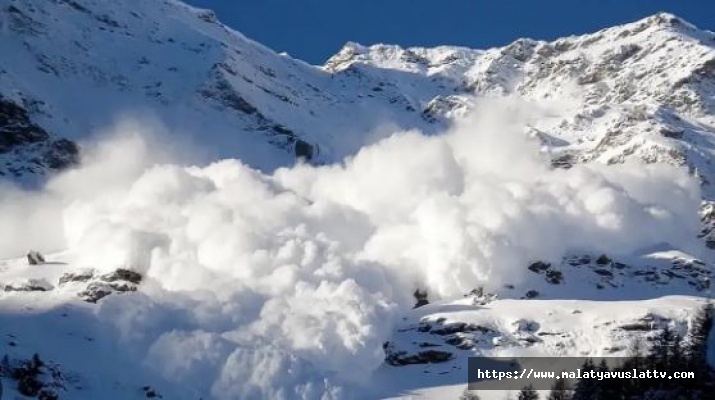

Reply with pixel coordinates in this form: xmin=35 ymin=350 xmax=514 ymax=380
xmin=0 ymin=1 xmax=715 ymax=399
xmin=325 ymin=14 xmax=715 ymax=195
xmin=3 ymin=2 xmax=715 ymax=189
xmin=0 ymin=0 xmax=451 ymax=180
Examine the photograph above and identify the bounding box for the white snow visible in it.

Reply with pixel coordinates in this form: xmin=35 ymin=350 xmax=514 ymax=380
xmin=0 ymin=1 xmax=713 ymax=399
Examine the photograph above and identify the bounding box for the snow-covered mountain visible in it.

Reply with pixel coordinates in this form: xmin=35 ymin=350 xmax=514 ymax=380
xmin=0 ymin=0 xmax=714 ymax=399
xmin=3 ymin=2 xmax=715 ymax=186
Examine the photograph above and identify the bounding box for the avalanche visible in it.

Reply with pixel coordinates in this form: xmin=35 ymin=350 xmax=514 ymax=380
xmin=0 ymin=0 xmax=714 ymax=398
xmin=0 ymin=98 xmax=706 ymax=399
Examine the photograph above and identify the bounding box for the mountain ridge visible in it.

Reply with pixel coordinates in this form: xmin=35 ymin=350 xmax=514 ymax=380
xmin=0 ymin=3 xmax=714 ymax=399
xmin=1 ymin=2 xmax=715 ymax=190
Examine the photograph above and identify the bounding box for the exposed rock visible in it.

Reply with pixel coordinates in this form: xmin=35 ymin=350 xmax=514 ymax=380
xmin=27 ymin=251 xmax=45 ymax=265
xmin=199 ymin=75 xmax=258 ymax=115
xmin=545 ymin=269 xmax=564 ymax=284
xmin=413 ymin=288 xmax=429 ymax=308
xmin=603 ymin=345 xmax=626 ymax=354
xmin=142 ymin=385 xmax=163 ymax=399
xmin=445 ymin=335 xmax=476 ymax=350
xmin=42 ymin=138 xmax=80 ymax=170
xmin=524 ymin=290 xmax=540 ymax=299
xmin=527 ymin=261 xmax=551 ymax=273
xmin=618 ymin=313 xmax=670 ymax=331
xmin=100 ymin=268 xmax=142 ymax=284
xmin=3 ymin=278 xmax=53 ymax=292
xmin=618 ymin=322 xmax=653 ymax=331
xmin=78 ymin=282 xmax=113 ymax=303
xmin=2 ymin=354 xmax=63 ymax=399
xmin=518 ymin=336 xmax=541 ymax=345
xmin=567 ymin=255 xmax=591 ymax=266
xmin=551 ymin=154 xmax=574 ymax=169
xmin=79 ymin=281 xmax=137 ymax=303
xmin=0 ymin=99 xmax=79 ymax=177
xmin=596 ymin=254 xmax=612 ymax=265
xmin=512 ymin=319 xmax=540 ymax=333
xmin=294 ymin=139 xmax=314 ymax=161
xmin=383 ymin=341 xmax=453 ymax=366
xmin=467 ymin=287 xmax=497 ymax=305
xmin=429 ymin=322 xmax=495 ymax=336
xmin=0 ymin=100 xmax=49 ymax=153
xmin=466 ymin=287 xmax=484 ymax=298
xmin=420 ymin=95 xmax=469 ymax=123
xmin=660 ymin=127 xmax=684 ymax=139
xmin=196 ymin=9 xmax=217 ymax=24
xmin=416 ymin=321 xmax=432 ymax=333
xmin=77 ymin=268 xmax=142 ymax=303
xmin=58 ymin=269 xmax=95 ymax=285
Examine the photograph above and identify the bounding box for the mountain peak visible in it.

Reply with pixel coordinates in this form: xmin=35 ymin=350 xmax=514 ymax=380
xmin=612 ymin=12 xmax=713 ymax=42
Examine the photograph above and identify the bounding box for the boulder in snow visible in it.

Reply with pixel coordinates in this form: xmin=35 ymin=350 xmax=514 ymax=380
xmin=99 ymin=268 xmax=142 ymax=284
xmin=58 ymin=269 xmax=95 ymax=286
xmin=26 ymin=251 xmax=45 ymax=265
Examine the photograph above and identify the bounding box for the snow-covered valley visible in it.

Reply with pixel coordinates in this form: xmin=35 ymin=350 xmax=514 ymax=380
xmin=0 ymin=0 xmax=714 ymax=399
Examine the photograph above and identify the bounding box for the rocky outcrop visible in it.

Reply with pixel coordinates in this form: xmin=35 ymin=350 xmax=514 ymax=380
xmin=27 ymin=251 xmax=46 ymax=265
xmin=0 ymin=100 xmax=50 ymax=152
xmin=0 ymin=99 xmax=79 ymax=177
xmin=527 ymin=261 xmax=564 ymax=285
xmin=3 ymin=278 xmax=53 ymax=292
xmin=58 ymin=268 xmax=142 ymax=303
xmin=294 ymin=139 xmax=315 ymax=161
xmin=383 ymin=341 xmax=453 ymax=366
xmin=0 ymin=354 xmax=63 ymax=399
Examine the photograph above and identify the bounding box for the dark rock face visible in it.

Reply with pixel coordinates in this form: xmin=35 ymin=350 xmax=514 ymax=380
xmin=27 ymin=251 xmax=46 ymax=265
xmin=551 ymin=154 xmax=574 ymax=169
xmin=58 ymin=270 xmax=95 ymax=285
xmin=528 ymin=261 xmax=551 ymax=273
xmin=513 ymin=319 xmax=540 ymax=333
xmin=1 ymin=354 xmax=62 ymax=399
xmin=528 ymin=261 xmax=564 ymax=285
xmin=429 ymin=322 xmax=494 ymax=336
xmin=294 ymin=139 xmax=314 ymax=161
xmin=142 ymin=385 xmax=163 ymax=398
xmin=413 ymin=289 xmax=429 ymax=308
xmin=100 ymin=268 xmax=142 ymax=284
xmin=79 ymin=280 xmax=137 ymax=303
xmin=0 ymin=98 xmax=80 ymax=177
xmin=383 ymin=341 xmax=453 ymax=366
xmin=42 ymin=138 xmax=80 ymax=170
xmin=65 ymin=268 xmax=143 ymax=303
xmin=0 ymin=100 xmax=49 ymax=152
xmin=596 ymin=254 xmax=612 ymax=265
xmin=567 ymin=255 xmax=591 ymax=266
xmin=619 ymin=313 xmax=671 ymax=331
xmin=545 ymin=269 xmax=564 ymax=284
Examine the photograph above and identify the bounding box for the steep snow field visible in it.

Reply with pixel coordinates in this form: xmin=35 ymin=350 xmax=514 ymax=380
xmin=0 ymin=0 xmax=714 ymax=399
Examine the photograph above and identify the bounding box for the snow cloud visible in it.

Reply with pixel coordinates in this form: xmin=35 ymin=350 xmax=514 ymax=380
xmin=0 ymin=98 xmax=703 ymax=399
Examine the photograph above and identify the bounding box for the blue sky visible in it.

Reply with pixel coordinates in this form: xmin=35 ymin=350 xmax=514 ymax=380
xmin=186 ymin=1 xmax=714 ymax=65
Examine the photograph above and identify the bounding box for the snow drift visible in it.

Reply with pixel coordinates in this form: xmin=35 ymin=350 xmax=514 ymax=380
xmin=0 ymin=98 xmax=703 ymax=399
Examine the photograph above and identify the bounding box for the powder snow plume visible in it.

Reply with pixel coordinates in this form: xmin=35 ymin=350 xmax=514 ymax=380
xmin=0 ymin=98 xmax=703 ymax=399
